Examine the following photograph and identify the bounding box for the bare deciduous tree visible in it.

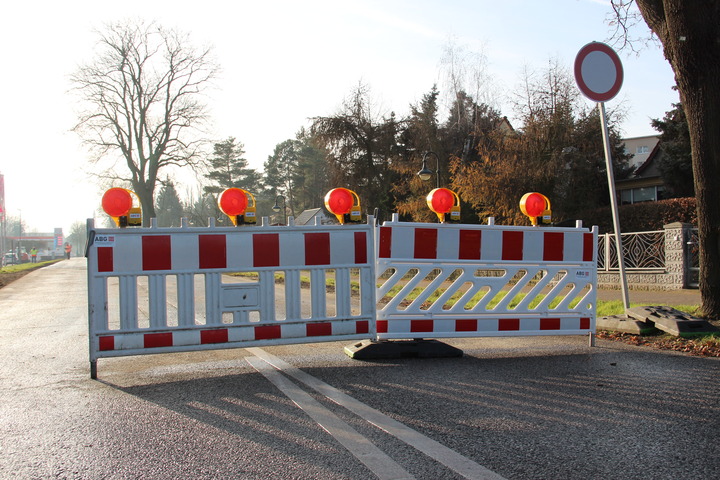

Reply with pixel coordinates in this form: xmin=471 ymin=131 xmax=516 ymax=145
xmin=71 ymin=20 xmax=218 ymax=224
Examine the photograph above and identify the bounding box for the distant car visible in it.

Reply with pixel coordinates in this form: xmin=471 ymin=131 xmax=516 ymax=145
xmin=3 ymin=252 xmax=18 ymax=266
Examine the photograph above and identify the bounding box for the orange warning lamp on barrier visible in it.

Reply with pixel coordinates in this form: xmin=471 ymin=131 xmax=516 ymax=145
xmin=324 ymin=188 xmax=362 ymax=224
xmin=218 ymin=188 xmax=254 ymax=226
xmin=520 ymin=192 xmax=552 ymax=226
xmin=427 ymin=188 xmax=460 ymax=223
xmin=102 ymin=188 xmax=141 ymax=227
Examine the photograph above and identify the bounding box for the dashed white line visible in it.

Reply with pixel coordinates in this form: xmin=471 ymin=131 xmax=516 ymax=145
xmin=246 ymin=356 xmax=415 ymax=480
xmin=248 ymin=347 xmax=506 ymax=480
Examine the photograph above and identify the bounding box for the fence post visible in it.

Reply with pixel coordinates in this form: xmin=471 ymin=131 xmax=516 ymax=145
xmin=663 ymin=222 xmax=692 ymax=289
xmin=604 ymin=233 xmax=611 ymax=272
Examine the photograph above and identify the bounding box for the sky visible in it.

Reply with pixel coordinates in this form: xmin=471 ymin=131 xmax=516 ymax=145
xmin=0 ymin=0 xmax=678 ymax=235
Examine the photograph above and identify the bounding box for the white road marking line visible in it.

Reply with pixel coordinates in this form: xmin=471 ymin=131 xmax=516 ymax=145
xmin=247 ymin=348 xmax=506 ymax=480
xmin=246 ymin=356 xmax=415 ymax=480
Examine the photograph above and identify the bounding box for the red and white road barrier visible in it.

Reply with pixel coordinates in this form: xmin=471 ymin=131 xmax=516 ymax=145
xmin=87 ymin=214 xmax=598 ymax=377
xmin=87 ymin=217 xmax=376 ymax=378
xmin=375 ymin=215 xmax=597 ymax=339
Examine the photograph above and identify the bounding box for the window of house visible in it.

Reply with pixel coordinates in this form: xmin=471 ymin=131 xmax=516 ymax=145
xmin=619 ymin=186 xmax=663 ymax=204
xmin=636 ymin=145 xmax=649 ymax=154
xmin=620 ymin=189 xmax=633 ymax=205
xmin=633 ymin=187 xmax=656 ymax=203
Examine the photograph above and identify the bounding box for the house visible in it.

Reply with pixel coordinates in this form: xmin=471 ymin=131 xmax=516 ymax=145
xmin=615 ymin=135 xmax=669 ymax=205
xmin=293 ymin=208 xmax=336 ymax=226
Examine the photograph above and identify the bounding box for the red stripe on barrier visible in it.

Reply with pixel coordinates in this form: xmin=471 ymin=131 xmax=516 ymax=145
xmin=459 ymin=230 xmax=481 ymax=260
xmin=376 ymin=320 xmax=388 ymax=333
xmin=307 ymin=322 xmax=332 ymax=336
xmin=540 ymin=318 xmax=561 ymax=330
xmin=254 ymin=325 xmax=281 ymax=340
xmin=414 ymin=228 xmax=438 ymax=259
xmin=379 ymin=227 xmax=392 ymax=258
xmin=144 ymin=332 xmax=173 ymax=348
xmin=356 ymin=320 xmax=369 ymax=334
xmin=354 ymin=231 xmax=368 ymax=264
xmin=580 ymin=317 xmax=591 ymax=330
xmin=201 ymin=329 xmax=229 ymax=344
xmin=97 ymin=247 xmax=114 ymax=272
xmin=583 ymin=233 xmax=594 ymax=262
xmin=305 ymin=233 xmax=331 ymax=265
xmin=199 ymin=235 xmax=227 ymax=269
xmin=99 ymin=336 xmax=115 ymax=351
xmin=253 ymin=234 xmax=280 ymax=267
xmin=411 ymin=319 xmax=434 ymax=332
xmin=456 ymin=319 xmax=478 ymax=332
xmin=502 ymin=231 xmax=523 ymax=261
xmin=142 ymin=236 xmax=172 ymax=271
xmin=543 ymin=232 xmax=564 ymax=261
xmin=499 ymin=318 xmax=520 ymax=331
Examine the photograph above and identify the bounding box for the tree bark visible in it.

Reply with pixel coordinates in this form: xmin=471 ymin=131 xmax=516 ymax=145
xmin=635 ymin=0 xmax=720 ymax=316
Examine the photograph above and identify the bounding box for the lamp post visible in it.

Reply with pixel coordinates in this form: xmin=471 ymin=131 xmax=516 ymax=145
xmin=417 ymin=151 xmax=440 ymax=188
xmin=17 ymin=209 xmax=22 ymax=263
xmin=272 ymin=195 xmax=286 ymax=225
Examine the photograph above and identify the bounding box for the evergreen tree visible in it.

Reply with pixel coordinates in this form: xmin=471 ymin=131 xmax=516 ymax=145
xmin=264 ymin=130 xmax=331 ymax=220
xmin=204 ymin=137 xmax=263 ymax=196
xmin=310 ymin=83 xmax=401 ymax=217
xmin=154 ymin=180 xmax=184 ymax=227
xmin=651 ymin=102 xmax=694 ymax=197
xmin=264 ymin=139 xmax=299 ymax=217
xmin=391 ymin=86 xmax=444 ymax=223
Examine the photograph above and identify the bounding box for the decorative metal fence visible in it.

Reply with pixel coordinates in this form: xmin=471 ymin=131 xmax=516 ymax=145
xmin=597 ymin=230 xmax=665 ymax=271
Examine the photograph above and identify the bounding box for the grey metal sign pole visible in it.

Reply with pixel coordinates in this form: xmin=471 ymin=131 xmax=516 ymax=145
xmin=574 ymin=41 xmax=630 ymax=310
xmin=598 ymin=102 xmax=630 ymax=309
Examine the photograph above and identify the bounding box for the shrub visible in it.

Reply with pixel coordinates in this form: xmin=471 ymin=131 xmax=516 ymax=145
xmin=576 ymin=197 xmax=696 ymax=233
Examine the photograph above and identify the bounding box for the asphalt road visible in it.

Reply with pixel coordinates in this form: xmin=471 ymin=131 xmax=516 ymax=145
xmin=1 ymin=259 xmax=718 ymax=479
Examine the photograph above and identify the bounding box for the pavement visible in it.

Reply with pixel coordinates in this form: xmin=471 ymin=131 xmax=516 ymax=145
xmin=596 ymin=287 xmax=701 ymax=306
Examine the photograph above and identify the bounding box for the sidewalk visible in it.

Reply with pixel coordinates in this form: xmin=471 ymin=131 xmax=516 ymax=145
xmin=596 ymin=287 xmax=701 ymax=306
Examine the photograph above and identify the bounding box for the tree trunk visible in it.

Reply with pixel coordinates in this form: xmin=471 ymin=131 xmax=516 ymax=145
xmin=682 ymin=75 xmax=720 ymax=317
xmin=133 ymin=182 xmax=156 ymax=227
xmin=636 ymin=0 xmax=720 ymax=317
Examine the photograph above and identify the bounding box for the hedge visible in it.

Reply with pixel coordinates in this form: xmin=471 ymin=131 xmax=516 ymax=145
xmin=575 ymin=197 xmax=697 ymax=233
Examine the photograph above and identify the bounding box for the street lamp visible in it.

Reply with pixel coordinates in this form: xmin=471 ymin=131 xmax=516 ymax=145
xmin=272 ymin=195 xmax=286 ymax=225
xmin=417 ymin=151 xmax=440 ymax=188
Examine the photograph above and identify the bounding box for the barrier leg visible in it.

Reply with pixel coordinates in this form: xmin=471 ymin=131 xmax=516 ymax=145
xmin=90 ymin=360 xmax=97 ymax=380
xmin=589 ymin=332 xmax=596 ymax=347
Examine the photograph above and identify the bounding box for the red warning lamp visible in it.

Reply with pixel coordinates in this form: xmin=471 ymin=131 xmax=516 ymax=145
xmin=102 ymin=188 xmax=133 ymax=218
xmin=102 ymin=188 xmax=140 ymax=227
xmin=427 ymin=188 xmax=460 ymax=223
xmin=520 ymin=192 xmax=552 ymax=226
xmin=324 ymin=188 xmax=361 ymax=224
xmin=218 ymin=188 xmax=249 ymax=225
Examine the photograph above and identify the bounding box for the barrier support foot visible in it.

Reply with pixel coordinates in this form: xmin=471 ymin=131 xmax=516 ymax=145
xmin=344 ymin=339 xmax=463 ymax=360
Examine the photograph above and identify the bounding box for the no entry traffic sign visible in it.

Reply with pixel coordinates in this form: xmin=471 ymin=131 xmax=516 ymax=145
xmin=574 ymin=42 xmax=623 ymax=102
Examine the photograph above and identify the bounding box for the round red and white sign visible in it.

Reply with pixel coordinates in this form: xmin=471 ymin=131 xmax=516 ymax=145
xmin=574 ymin=42 xmax=623 ymax=102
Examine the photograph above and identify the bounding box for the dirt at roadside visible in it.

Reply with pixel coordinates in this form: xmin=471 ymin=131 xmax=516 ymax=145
xmin=0 ymin=264 xmax=54 ymax=288
xmin=596 ymin=330 xmax=720 ymax=357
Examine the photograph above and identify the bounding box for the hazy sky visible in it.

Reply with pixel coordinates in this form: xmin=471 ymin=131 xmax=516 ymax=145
xmin=0 ymin=0 xmax=678 ymax=234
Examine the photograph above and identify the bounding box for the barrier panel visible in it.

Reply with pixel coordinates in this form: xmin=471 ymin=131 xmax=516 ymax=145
xmin=87 ymin=217 xmax=376 ymax=378
xmin=375 ymin=216 xmax=598 ymax=339
xmin=87 ymin=214 xmax=599 ymax=377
